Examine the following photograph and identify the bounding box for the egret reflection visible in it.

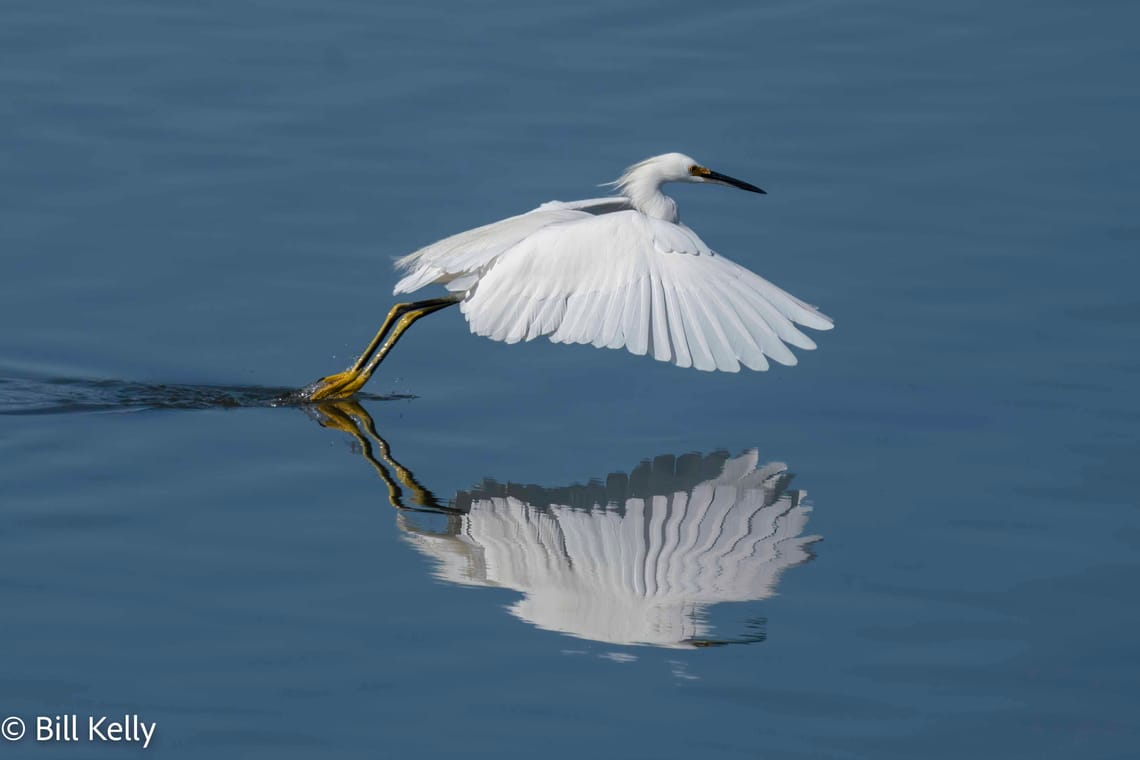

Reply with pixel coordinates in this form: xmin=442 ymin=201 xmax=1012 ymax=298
xmin=312 ymin=401 xmax=820 ymax=648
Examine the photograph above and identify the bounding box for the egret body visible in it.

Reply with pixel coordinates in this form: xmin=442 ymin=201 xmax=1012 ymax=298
xmin=302 ymin=153 xmax=832 ymax=400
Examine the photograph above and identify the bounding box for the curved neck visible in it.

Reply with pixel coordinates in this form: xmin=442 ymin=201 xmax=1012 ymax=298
xmin=616 ymin=170 xmax=679 ymax=222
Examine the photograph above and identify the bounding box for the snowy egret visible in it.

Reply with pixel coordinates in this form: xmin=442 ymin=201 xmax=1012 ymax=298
xmin=302 ymin=152 xmax=832 ymax=401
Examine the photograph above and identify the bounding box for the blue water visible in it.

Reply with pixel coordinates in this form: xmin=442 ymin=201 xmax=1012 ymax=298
xmin=3 ymin=0 xmax=1139 ymax=757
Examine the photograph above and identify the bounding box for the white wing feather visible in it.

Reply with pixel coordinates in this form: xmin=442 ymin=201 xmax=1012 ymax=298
xmin=393 ymin=198 xmax=629 ymax=294
xmin=453 ymin=210 xmax=833 ymax=372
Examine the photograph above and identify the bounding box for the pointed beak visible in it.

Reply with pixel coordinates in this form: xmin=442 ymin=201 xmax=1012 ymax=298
xmin=703 ymin=168 xmax=766 ymax=194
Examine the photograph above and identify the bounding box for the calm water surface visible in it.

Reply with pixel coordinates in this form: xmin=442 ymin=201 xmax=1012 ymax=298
xmin=2 ymin=0 xmax=1138 ymax=757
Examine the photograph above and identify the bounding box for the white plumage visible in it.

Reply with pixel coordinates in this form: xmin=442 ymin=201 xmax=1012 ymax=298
xmin=393 ymin=152 xmax=833 ymax=372
xmin=399 ymin=449 xmax=819 ymax=647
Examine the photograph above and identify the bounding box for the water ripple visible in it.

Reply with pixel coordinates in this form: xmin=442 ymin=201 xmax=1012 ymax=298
xmin=0 ymin=374 xmax=409 ymax=415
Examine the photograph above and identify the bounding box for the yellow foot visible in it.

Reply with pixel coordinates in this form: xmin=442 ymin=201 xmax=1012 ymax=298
xmin=300 ymin=369 xmax=368 ymax=402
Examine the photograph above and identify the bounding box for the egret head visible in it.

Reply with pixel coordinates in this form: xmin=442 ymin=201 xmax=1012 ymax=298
xmin=618 ymin=153 xmax=766 ymax=195
xmin=612 ymin=153 xmax=765 ymax=220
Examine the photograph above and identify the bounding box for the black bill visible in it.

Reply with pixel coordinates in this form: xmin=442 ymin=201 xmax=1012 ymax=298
xmin=705 ymin=169 xmax=766 ymax=194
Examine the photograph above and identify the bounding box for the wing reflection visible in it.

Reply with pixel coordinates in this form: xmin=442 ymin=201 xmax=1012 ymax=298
xmin=312 ymin=401 xmax=820 ymax=648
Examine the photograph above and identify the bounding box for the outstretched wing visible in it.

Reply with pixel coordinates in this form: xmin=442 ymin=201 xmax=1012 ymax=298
xmin=393 ymin=198 xmax=631 ymax=294
xmin=460 ymin=211 xmax=833 ymax=372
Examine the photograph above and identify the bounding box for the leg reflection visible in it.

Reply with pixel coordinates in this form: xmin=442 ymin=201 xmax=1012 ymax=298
xmin=307 ymin=400 xmax=460 ymax=515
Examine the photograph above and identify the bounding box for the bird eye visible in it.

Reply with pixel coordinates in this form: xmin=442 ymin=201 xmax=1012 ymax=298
xmin=688 ymin=165 xmax=700 ymax=176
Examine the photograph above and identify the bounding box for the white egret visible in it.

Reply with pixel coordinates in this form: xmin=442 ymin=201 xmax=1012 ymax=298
xmin=303 ymin=153 xmax=833 ymax=400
